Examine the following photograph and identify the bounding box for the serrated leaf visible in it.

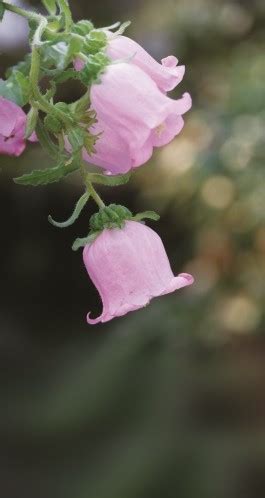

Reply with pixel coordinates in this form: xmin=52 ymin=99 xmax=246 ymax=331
xmin=87 ymin=172 xmax=131 ymax=187
xmin=42 ymin=0 xmax=57 ymax=15
xmin=48 ymin=191 xmax=90 ymax=228
xmin=133 ymin=211 xmax=160 ymax=222
xmin=14 ymin=159 xmax=80 ymax=186
xmin=72 ymin=232 xmax=99 ymax=251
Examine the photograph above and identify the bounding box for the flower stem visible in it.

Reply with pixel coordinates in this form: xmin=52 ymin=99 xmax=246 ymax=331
xmin=29 ymin=46 xmax=73 ymax=126
xmin=81 ymin=163 xmax=105 ymax=209
xmin=87 ymin=182 xmax=106 ymax=209
xmin=1 ymin=1 xmax=42 ymax=21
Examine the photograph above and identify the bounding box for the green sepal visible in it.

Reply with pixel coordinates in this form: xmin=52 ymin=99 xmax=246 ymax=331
xmin=89 ymin=204 xmax=132 ymax=232
xmin=72 ymin=20 xmax=94 ymax=36
xmin=87 ymin=171 xmax=131 ymax=187
xmin=79 ymin=53 xmax=110 ymax=85
xmin=67 ymin=127 xmax=87 ymax=152
xmin=113 ymin=21 xmax=131 ymax=36
xmin=48 ymin=191 xmax=90 ymax=228
xmin=0 ymin=1 xmax=5 ymax=21
xmin=44 ymin=114 xmax=63 ymax=134
xmin=72 ymin=232 xmax=99 ymax=251
xmin=25 ymin=107 xmax=39 ymax=139
xmin=42 ymin=0 xmax=57 ymax=15
xmin=83 ymin=30 xmax=108 ymax=55
xmin=14 ymin=158 xmax=79 ymax=186
xmin=0 ymin=71 xmax=30 ymax=106
xmin=133 ymin=211 xmax=160 ymax=222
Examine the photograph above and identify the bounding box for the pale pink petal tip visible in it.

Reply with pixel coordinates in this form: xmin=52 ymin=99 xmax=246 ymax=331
xmin=178 ymin=273 xmax=195 ymax=285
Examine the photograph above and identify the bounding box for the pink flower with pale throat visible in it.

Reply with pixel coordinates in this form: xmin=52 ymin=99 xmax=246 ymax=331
xmin=85 ymin=62 xmax=191 ymax=174
xmin=0 ymin=96 xmax=27 ymax=156
xmin=83 ymin=221 xmax=194 ymax=324
xmin=75 ymin=35 xmax=191 ymax=174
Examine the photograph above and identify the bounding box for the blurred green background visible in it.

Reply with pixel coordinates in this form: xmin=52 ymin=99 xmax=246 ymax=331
xmin=1 ymin=0 xmax=265 ymax=497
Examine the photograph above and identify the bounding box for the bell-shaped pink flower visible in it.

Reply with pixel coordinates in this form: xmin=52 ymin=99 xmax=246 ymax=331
xmin=83 ymin=221 xmax=194 ymax=324
xmin=83 ymin=62 xmax=191 ymax=174
xmin=0 ymin=96 xmax=27 ymax=156
xmin=106 ymin=34 xmax=185 ymax=93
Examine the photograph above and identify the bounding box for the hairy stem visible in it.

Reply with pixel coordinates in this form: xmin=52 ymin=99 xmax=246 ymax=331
xmin=1 ymin=1 xmax=42 ymax=21
xmin=81 ymin=163 xmax=105 ymax=209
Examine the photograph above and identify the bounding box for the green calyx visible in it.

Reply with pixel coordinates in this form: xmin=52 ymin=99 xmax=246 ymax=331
xmin=89 ymin=204 xmax=133 ymax=231
xmin=79 ymin=52 xmax=111 ymax=85
xmin=72 ymin=205 xmax=160 ymax=251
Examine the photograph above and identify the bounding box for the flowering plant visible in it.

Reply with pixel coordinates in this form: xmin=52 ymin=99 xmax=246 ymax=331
xmin=0 ymin=0 xmax=193 ymax=323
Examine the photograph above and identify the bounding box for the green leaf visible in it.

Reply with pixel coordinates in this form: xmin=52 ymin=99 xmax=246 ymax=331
xmin=5 ymin=55 xmax=31 ymax=79
xmin=14 ymin=159 xmax=80 ymax=186
xmin=25 ymin=107 xmax=39 ymax=139
xmin=42 ymin=0 xmax=57 ymax=15
xmin=133 ymin=211 xmax=160 ymax=222
xmin=72 ymin=232 xmax=99 ymax=251
xmin=35 ymin=119 xmax=59 ymax=159
xmin=48 ymin=191 xmax=90 ymax=228
xmin=0 ymin=71 xmax=30 ymax=106
xmin=87 ymin=172 xmax=131 ymax=187
xmin=41 ymin=43 xmax=69 ymax=71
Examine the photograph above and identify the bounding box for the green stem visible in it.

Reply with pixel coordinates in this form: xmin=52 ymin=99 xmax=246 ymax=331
xmin=57 ymin=0 xmax=72 ymax=32
xmin=29 ymin=46 xmax=73 ymax=126
xmin=87 ymin=182 xmax=105 ymax=209
xmin=33 ymin=16 xmax=48 ymax=46
xmin=1 ymin=1 xmax=42 ymax=21
xmin=81 ymin=163 xmax=105 ymax=209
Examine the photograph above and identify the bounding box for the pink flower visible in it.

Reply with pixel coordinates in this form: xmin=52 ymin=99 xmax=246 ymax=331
xmin=106 ymin=34 xmax=185 ymax=93
xmin=83 ymin=221 xmax=194 ymax=324
xmin=83 ymin=62 xmax=191 ymax=174
xmin=0 ymin=96 xmax=27 ymax=156
xmin=0 ymin=97 xmax=38 ymax=156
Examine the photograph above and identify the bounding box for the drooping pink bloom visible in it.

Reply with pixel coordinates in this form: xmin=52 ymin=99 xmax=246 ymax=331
xmin=0 ymin=96 xmax=27 ymax=156
xmin=83 ymin=221 xmax=194 ymax=324
xmin=106 ymin=34 xmax=185 ymax=93
xmin=83 ymin=62 xmax=191 ymax=174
